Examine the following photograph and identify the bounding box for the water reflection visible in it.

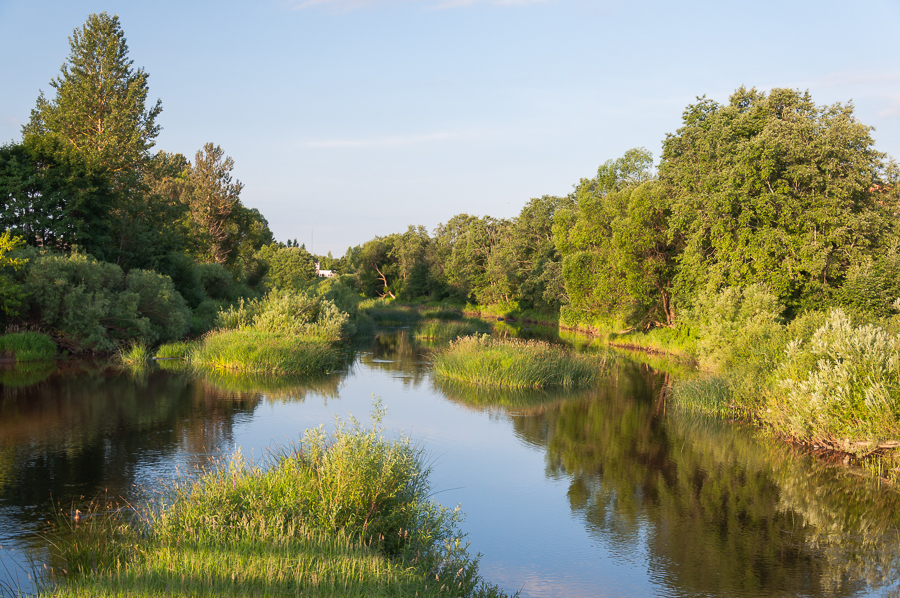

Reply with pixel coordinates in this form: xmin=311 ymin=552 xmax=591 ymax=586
xmin=1 ymin=333 xmax=898 ymax=597
xmin=449 ymin=360 xmax=900 ymax=597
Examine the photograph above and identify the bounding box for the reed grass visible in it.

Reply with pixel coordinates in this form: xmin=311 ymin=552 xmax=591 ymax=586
xmin=189 ymin=330 xmax=343 ymax=376
xmin=116 ymin=342 xmax=150 ymax=366
xmin=154 ymin=341 xmax=196 ymax=360
xmin=432 ymin=335 xmax=606 ymax=389
xmin=415 ymin=319 xmax=491 ymax=341
xmin=0 ymin=331 xmax=57 ymax=361
xmin=37 ymin=405 xmax=511 ymax=598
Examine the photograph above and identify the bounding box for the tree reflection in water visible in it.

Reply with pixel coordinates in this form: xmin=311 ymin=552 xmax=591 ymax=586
xmin=445 ymin=359 xmax=900 ymax=597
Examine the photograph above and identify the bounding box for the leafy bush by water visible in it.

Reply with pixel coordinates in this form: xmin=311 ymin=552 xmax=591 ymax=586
xmin=23 ymin=252 xmax=191 ymax=352
xmin=433 ymin=335 xmax=605 ymax=389
xmin=217 ymin=289 xmax=350 ymax=342
xmin=768 ymin=309 xmax=900 ymax=449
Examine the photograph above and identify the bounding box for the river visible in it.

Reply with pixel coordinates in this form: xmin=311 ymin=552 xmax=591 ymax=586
xmin=1 ymin=326 xmax=898 ymax=597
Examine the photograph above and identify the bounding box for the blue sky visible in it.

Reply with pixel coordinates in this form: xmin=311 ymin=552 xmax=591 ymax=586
xmin=2 ymin=0 xmax=899 ymax=256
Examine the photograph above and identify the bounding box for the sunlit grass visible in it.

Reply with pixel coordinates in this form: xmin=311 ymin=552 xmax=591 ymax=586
xmin=116 ymin=342 xmax=150 ymax=366
xmin=37 ymin=406 xmax=511 ymax=598
xmin=154 ymin=341 xmax=197 ymax=360
xmin=190 ymin=330 xmax=343 ymax=376
xmin=415 ymin=319 xmax=491 ymax=341
xmin=0 ymin=331 xmax=57 ymax=361
xmin=432 ymin=335 xmax=607 ymax=389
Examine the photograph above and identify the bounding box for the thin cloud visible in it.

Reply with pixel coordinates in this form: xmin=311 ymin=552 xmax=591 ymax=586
xmin=285 ymin=0 xmax=555 ymax=10
xmin=879 ymin=95 xmax=900 ymax=119
xmin=819 ymin=70 xmax=900 ymax=89
xmin=306 ymin=130 xmax=485 ymax=148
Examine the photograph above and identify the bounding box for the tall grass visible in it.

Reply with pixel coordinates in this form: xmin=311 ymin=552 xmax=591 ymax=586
xmin=38 ymin=405 xmax=511 ymax=597
xmin=116 ymin=342 xmax=150 ymax=366
xmin=154 ymin=341 xmax=197 ymax=360
xmin=415 ymin=319 xmax=491 ymax=341
xmin=190 ymin=329 xmax=343 ymax=376
xmin=0 ymin=331 xmax=57 ymax=361
xmin=432 ymin=335 xmax=606 ymax=389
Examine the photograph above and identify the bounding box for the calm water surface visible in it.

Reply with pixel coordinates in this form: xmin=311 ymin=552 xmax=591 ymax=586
xmin=1 ymin=328 xmax=898 ymax=597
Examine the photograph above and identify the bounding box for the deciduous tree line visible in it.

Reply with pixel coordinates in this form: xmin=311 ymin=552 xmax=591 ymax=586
xmin=0 ymin=13 xmax=326 ymax=350
xmin=347 ymin=87 xmax=900 ymax=331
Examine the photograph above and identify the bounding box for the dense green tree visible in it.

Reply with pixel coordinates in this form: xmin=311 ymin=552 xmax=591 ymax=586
xmin=660 ymin=87 xmax=889 ymax=312
xmin=504 ymin=195 xmax=573 ymax=311
xmin=389 ymin=225 xmax=432 ymax=299
xmin=0 ymin=141 xmax=116 ymax=258
xmin=352 ymin=236 xmax=400 ymax=299
xmin=258 ymin=244 xmax=316 ymax=291
xmin=22 ymin=12 xmax=161 ymax=180
xmin=554 ymin=149 xmax=676 ymax=327
xmin=186 ymin=143 xmax=244 ymax=265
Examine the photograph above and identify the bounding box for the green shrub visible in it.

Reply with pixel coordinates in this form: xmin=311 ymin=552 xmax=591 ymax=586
xmin=190 ymin=298 xmax=227 ymax=335
xmin=125 ymin=269 xmax=191 ymax=343
xmin=22 ymin=252 xmax=190 ymax=352
xmin=768 ymin=309 xmax=900 ymax=449
xmin=0 ymin=331 xmax=57 ymax=361
xmin=688 ymin=284 xmax=785 ymax=372
xmin=217 ymin=289 xmax=350 ymax=342
xmin=195 ymin=262 xmax=235 ymax=301
xmin=433 ymin=334 xmax=605 ymax=389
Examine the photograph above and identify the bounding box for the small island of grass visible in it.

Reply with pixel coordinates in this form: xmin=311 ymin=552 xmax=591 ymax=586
xmin=40 ymin=406 xmax=510 ymax=598
xmin=432 ymin=335 xmax=606 ymax=389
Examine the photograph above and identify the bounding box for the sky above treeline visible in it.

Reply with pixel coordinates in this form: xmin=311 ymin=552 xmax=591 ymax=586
xmin=1 ymin=0 xmax=899 ymax=256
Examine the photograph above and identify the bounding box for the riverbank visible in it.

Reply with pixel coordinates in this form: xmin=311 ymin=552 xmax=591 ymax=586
xmin=371 ymin=297 xmax=900 ymax=485
xmin=37 ymin=406 xmax=511 ymax=597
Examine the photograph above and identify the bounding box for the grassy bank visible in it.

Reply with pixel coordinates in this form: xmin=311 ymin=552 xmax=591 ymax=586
xmin=38 ymin=407 xmax=511 ymax=597
xmin=433 ymin=335 xmax=606 ymax=389
xmin=0 ymin=331 xmax=57 ymax=361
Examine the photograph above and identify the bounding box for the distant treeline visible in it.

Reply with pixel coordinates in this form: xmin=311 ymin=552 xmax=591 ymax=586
xmin=3 ymin=12 xmax=900 ymax=354
xmin=345 ymin=87 xmax=900 ymax=332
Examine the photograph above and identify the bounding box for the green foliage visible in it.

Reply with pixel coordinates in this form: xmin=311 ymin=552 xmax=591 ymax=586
xmin=194 ymin=262 xmax=235 ymax=301
xmin=189 ymin=298 xmax=226 ymax=336
xmin=217 ymin=289 xmax=350 ymax=342
xmin=556 ymin=179 xmax=676 ymax=329
xmin=22 ymin=252 xmax=189 ymax=352
xmin=23 ymin=12 xmax=161 ymax=177
xmin=0 ymin=229 xmax=28 ymax=318
xmin=257 ymin=243 xmax=316 ymax=291
xmin=124 ymin=269 xmax=191 ymax=343
xmin=769 ymin=310 xmax=900 ymax=448
xmin=660 ymin=87 xmax=887 ymax=312
xmin=0 ymin=331 xmax=57 ymax=361
xmin=433 ymin=335 xmax=606 ymax=389
xmin=688 ymin=284 xmax=785 ymax=373
xmin=183 ymin=143 xmax=244 ymax=265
